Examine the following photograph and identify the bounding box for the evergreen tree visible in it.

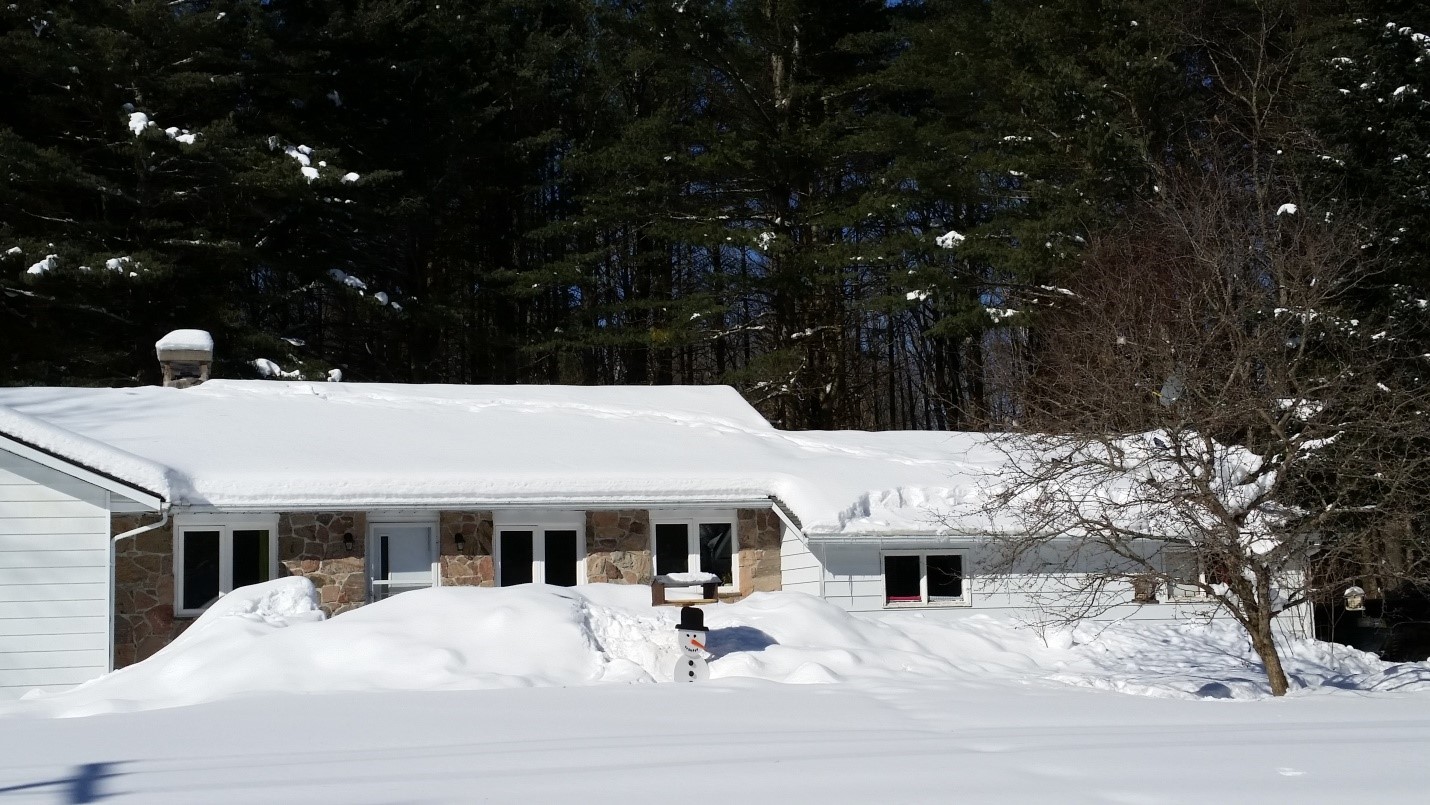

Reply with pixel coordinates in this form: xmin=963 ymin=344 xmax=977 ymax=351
xmin=0 ymin=0 xmax=369 ymax=384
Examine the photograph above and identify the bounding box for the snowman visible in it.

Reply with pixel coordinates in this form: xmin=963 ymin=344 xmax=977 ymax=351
xmin=673 ymin=606 xmax=710 ymax=683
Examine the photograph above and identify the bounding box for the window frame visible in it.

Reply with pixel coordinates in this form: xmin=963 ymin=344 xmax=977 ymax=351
xmin=173 ymin=514 xmax=280 ymax=617
xmin=881 ymin=550 xmax=970 ymax=608
xmin=492 ymin=513 xmax=586 ymax=588
xmin=649 ymin=510 xmax=739 ymax=593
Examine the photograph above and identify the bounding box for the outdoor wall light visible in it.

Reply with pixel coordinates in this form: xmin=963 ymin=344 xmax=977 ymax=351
xmin=1344 ymin=585 xmax=1366 ymax=612
xmin=455 ymin=533 xmax=467 ymax=553
xmin=343 ymin=532 xmax=355 ymax=552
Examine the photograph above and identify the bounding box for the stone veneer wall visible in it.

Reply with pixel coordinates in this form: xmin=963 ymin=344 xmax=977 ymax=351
xmin=586 ymin=510 xmax=652 ymax=584
xmin=113 ymin=510 xmax=369 ymax=667
xmin=113 ymin=505 xmax=785 ymax=666
xmin=278 ymin=511 xmax=367 ymax=616
xmin=583 ymin=508 xmax=782 ymax=596
xmin=112 ymin=513 xmax=183 ymax=668
xmin=736 ymin=508 xmax=783 ymax=597
xmin=439 ymin=511 xmax=494 ymax=586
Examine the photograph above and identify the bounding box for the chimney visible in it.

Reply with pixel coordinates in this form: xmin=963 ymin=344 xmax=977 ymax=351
xmin=155 ymin=329 xmax=214 ymax=388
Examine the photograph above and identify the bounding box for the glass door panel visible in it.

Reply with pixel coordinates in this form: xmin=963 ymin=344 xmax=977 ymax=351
xmin=698 ymin=523 xmax=733 ymax=585
xmin=182 ymin=530 xmax=221 ymax=611
xmin=231 ymin=529 xmax=271 ymax=589
xmin=654 ymin=524 xmax=689 ymax=575
xmin=499 ymin=530 xmax=534 ymax=586
xmin=543 ymin=530 xmax=580 ymax=587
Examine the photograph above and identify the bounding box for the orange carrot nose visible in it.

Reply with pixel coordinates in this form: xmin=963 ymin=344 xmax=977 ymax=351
xmin=690 ymin=638 xmax=706 ymax=650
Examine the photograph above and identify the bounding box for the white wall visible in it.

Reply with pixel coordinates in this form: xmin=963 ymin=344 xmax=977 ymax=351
xmin=0 ymin=449 xmax=112 ymax=698
xmin=779 ymin=525 xmax=820 ymax=596
xmin=807 ymin=538 xmax=1315 ymax=638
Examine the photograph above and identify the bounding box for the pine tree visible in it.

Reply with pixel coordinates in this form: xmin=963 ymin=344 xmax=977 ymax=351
xmin=0 ymin=0 xmax=370 ymax=384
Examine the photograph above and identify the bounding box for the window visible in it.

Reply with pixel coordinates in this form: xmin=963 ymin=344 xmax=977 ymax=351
xmin=882 ymin=551 xmax=968 ymax=606
xmin=174 ymin=519 xmax=278 ymax=615
xmin=1164 ymin=549 xmax=1208 ymax=601
xmin=651 ymin=511 xmax=737 ymax=590
xmin=495 ymin=519 xmax=584 ymax=587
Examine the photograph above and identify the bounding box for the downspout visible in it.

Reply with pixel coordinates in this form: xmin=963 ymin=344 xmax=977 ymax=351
xmin=108 ymin=504 xmax=170 ymax=672
xmin=768 ymin=498 xmax=823 ymax=599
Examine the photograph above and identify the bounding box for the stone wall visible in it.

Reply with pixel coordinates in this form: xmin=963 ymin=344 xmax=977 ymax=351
xmin=737 ymin=508 xmax=783 ymax=597
xmin=278 ymin=511 xmax=366 ymax=616
xmin=583 ymin=508 xmax=782 ymax=596
xmin=112 ymin=505 xmax=786 ymax=666
xmin=112 ymin=514 xmax=184 ymax=668
xmin=113 ymin=510 xmax=369 ymax=667
xmin=586 ymin=510 xmax=652 ymax=584
xmin=439 ymin=510 xmax=494 ymax=586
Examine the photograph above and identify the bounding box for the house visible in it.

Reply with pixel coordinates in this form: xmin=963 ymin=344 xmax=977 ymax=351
xmin=0 ymin=334 xmax=1313 ymax=697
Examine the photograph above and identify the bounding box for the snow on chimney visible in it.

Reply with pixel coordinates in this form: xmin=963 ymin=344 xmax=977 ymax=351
xmin=155 ymin=329 xmax=214 ymax=388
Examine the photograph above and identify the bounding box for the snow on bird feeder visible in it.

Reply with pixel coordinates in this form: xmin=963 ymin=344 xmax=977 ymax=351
xmin=1344 ymin=586 xmax=1366 ymax=612
xmin=651 ymin=571 xmax=721 ymax=606
xmin=674 ymin=606 xmax=710 ymax=683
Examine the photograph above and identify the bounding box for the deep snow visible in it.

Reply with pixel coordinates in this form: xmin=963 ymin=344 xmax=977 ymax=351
xmin=9 ymin=580 xmax=1425 ymax=719
xmin=3 ymin=581 xmax=1430 ymax=803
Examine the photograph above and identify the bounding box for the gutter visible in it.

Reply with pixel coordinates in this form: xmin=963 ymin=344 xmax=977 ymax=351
xmin=800 ymin=531 xmax=1000 ymax=544
xmin=177 ymin=495 xmax=779 ymax=514
xmin=108 ymin=503 xmax=170 ymax=673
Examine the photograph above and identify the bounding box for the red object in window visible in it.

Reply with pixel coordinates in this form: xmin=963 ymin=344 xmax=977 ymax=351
xmin=886 ymin=595 xmax=923 ymax=603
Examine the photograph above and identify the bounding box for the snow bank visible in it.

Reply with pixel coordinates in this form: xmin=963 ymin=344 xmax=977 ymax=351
xmin=1049 ymin=619 xmax=1430 ymax=699
xmin=10 ymin=584 xmax=1426 ymax=718
xmin=19 ymin=581 xmax=666 ymax=717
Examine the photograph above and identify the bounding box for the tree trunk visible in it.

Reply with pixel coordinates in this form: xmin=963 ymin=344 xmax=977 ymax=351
xmin=1248 ymin=568 xmax=1290 ymax=696
xmin=1246 ymin=611 xmax=1290 ymax=696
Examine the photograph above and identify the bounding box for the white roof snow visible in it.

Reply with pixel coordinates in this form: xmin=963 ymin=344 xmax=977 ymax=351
xmin=0 ymin=381 xmax=1003 ymax=535
xmin=0 ymin=403 xmax=172 ymax=503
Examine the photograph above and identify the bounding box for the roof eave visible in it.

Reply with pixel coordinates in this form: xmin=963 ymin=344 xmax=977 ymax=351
xmin=172 ymin=494 xmax=776 ymax=514
xmin=0 ymin=432 xmax=166 ymax=511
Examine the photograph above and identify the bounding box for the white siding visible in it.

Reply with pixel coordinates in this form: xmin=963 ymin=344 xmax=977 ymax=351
xmin=0 ymin=449 xmax=111 ymax=698
xmin=811 ymin=538 xmax=1315 ymax=635
xmin=779 ymin=525 xmax=821 ymax=595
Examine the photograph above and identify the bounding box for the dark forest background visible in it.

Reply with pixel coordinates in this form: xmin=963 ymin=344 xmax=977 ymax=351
xmin=3 ymin=0 xmax=1428 ymax=430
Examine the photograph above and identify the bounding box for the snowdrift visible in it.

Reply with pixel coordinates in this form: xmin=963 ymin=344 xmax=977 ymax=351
xmin=10 ymin=579 xmax=1430 ymax=717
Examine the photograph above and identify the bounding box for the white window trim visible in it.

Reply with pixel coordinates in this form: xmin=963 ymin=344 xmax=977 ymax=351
xmin=881 ymin=549 xmax=970 ymax=608
xmin=493 ymin=517 xmax=586 ymax=587
xmin=650 ymin=509 xmax=739 ymax=594
xmin=173 ymin=514 xmax=280 ymax=617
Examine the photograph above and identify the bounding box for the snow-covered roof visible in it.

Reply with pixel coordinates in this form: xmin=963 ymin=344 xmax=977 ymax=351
xmin=0 ymin=403 xmax=172 ymax=504
xmin=0 ymin=381 xmax=1004 ymax=536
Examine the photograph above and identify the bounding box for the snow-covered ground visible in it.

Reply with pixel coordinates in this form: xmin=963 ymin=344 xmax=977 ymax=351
xmin=2 ymin=581 xmax=1429 ymax=803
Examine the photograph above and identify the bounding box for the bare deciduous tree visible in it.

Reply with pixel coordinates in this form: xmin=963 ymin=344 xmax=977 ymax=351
xmin=987 ymin=165 xmax=1430 ymax=696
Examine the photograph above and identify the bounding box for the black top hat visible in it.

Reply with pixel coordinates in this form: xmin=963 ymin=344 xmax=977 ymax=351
xmin=677 ymin=606 xmax=707 ymax=632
